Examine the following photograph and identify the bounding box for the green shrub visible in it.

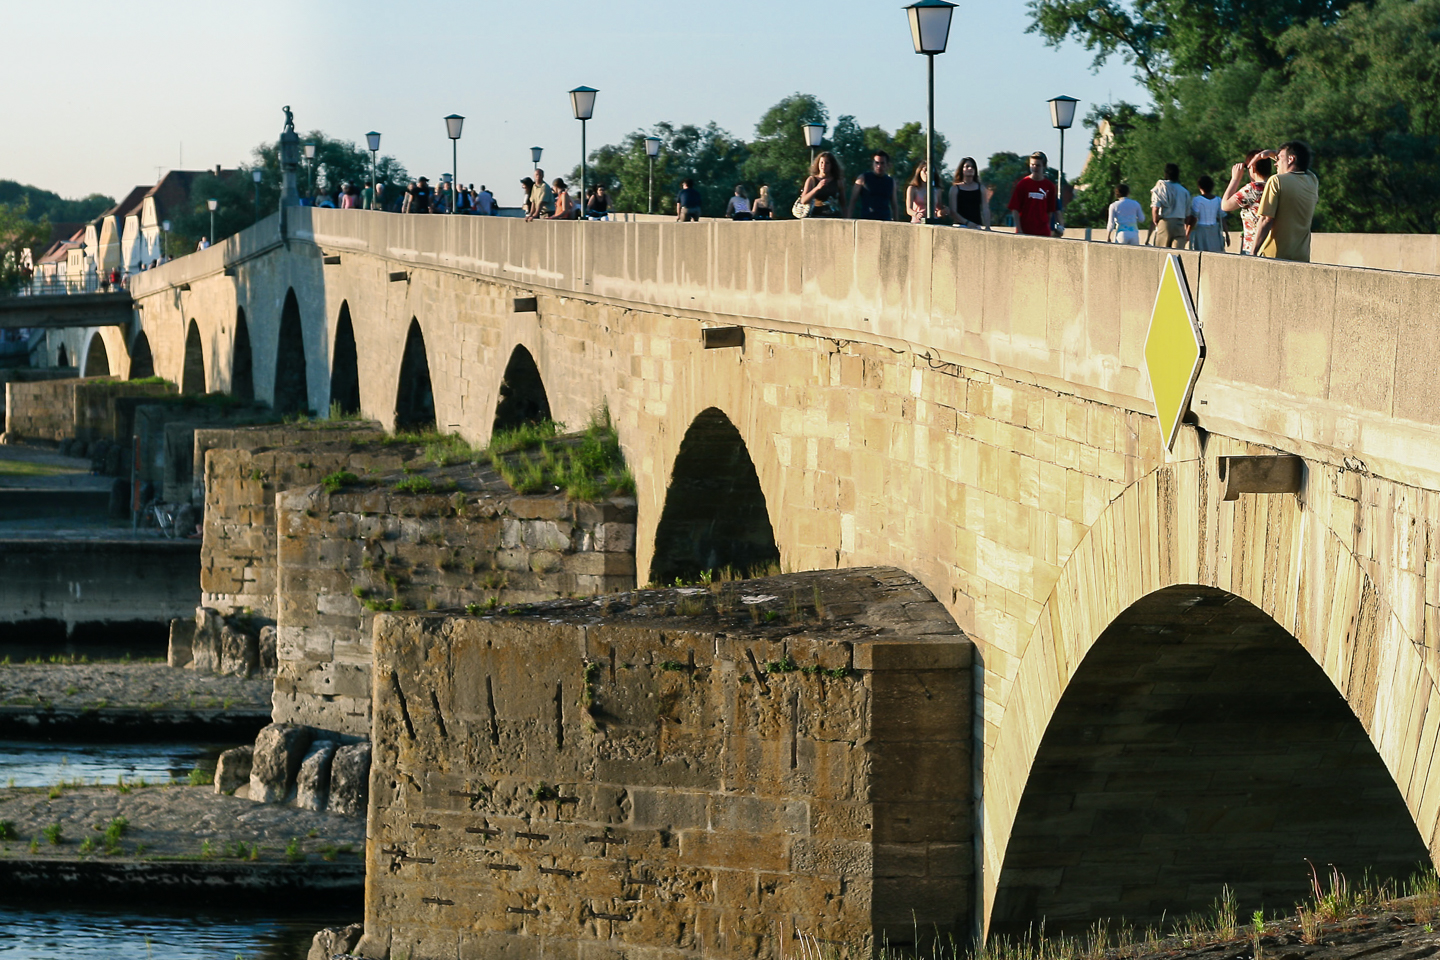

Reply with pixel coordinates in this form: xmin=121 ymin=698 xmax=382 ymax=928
xmin=321 ymin=471 xmax=359 ymax=492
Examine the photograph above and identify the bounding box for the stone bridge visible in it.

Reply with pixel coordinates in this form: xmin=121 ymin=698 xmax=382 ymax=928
xmin=75 ymin=209 xmax=1440 ymax=935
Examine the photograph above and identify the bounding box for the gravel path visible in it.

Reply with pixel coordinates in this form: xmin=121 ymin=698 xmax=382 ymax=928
xmin=0 ymin=785 xmax=364 ymax=863
xmin=0 ymin=663 xmax=270 ymax=711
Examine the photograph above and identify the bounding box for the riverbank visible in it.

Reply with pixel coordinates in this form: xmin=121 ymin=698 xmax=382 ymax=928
xmin=0 ymin=783 xmax=364 ymax=905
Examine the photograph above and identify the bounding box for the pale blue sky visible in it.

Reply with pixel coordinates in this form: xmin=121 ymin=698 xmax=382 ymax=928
xmin=1 ymin=0 xmax=1148 ymax=204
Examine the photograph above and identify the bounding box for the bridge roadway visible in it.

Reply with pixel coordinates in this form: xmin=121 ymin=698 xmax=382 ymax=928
xmin=63 ymin=208 xmax=1440 ymax=933
xmin=0 ymin=289 xmax=133 ymax=329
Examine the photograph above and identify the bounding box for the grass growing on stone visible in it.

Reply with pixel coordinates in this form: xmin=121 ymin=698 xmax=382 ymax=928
xmin=0 ymin=460 xmax=82 ymax=478
xmin=487 ymin=412 xmax=635 ymax=500
xmin=322 ymin=470 xmax=360 ymax=492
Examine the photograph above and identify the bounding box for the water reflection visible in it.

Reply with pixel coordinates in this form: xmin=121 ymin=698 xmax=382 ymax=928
xmin=0 ymin=741 xmax=222 ymax=787
xmin=0 ymin=903 xmax=350 ymax=960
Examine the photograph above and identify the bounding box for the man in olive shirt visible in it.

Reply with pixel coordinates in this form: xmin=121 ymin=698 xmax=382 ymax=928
xmin=1253 ymin=141 xmax=1319 ymax=262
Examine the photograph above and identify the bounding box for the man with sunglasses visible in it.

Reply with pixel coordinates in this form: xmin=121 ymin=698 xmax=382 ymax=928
xmin=847 ymin=151 xmax=899 ymax=221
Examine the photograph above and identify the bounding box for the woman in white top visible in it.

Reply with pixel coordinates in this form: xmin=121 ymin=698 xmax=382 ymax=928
xmin=1185 ymin=175 xmax=1226 ymax=252
xmin=725 ymin=185 xmax=753 ymax=220
xmin=1105 ymin=184 xmax=1145 ymax=244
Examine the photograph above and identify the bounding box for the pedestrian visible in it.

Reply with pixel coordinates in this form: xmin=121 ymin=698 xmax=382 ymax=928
xmin=1186 ymin=175 xmax=1226 ymax=251
xmin=906 ymin=162 xmax=947 ymax=223
xmin=1251 ymin=141 xmax=1318 ymax=262
xmin=676 ymin=178 xmax=703 ymax=221
xmin=796 ymin=151 xmax=845 ymax=218
xmin=401 ymin=181 xmax=415 ymax=214
xmin=373 ymin=182 xmax=386 ymax=211
xmin=1149 ymin=164 xmax=1190 ymax=248
xmin=588 ymin=184 xmax=611 ymax=220
xmin=752 ymin=185 xmax=774 ymax=220
xmin=847 ymin=150 xmax=898 ymax=221
xmin=1221 ymin=151 xmax=1275 ymax=255
xmin=519 ymin=178 xmax=534 ymax=218
xmin=526 ymin=170 xmax=554 ymax=221
xmin=725 ymin=185 xmax=753 ymax=220
xmin=1105 ymin=185 xmax=1146 ymax=245
xmin=1006 ymin=152 xmax=1059 ymax=237
xmin=549 ymin=178 xmax=577 ymax=219
xmin=947 ymin=156 xmax=989 ymax=229
xmin=339 ymin=183 xmax=360 ymax=209
xmin=475 ymin=184 xmax=496 ymax=215
xmin=196 ymin=237 xmax=209 ymax=251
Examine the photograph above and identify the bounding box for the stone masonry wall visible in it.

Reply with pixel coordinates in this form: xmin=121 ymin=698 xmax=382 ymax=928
xmin=360 ymin=568 xmax=972 ymax=960
xmin=197 ymin=422 xmax=386 ymax=619
xmin=4 ymin=376 xmax=177 ymax=443
xmin=274 ymin=480 xmax=636 ymax=741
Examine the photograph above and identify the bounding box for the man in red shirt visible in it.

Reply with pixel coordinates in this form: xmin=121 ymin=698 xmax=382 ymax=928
xmin=1007 ymin=151 xmax=1060 ymax=237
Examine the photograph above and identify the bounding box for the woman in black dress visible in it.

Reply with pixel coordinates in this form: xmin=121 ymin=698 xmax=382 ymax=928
xmin=798 ymin=151 xmax=845 ymax=217
xmin=948 ymin=156 xmax=990 ymax=229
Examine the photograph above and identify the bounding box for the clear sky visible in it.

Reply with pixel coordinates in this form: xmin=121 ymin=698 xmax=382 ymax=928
xmin=0 ymin=0 xmax=1148 ymax=204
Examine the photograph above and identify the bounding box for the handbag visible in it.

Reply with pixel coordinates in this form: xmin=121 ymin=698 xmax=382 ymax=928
xmin=791 ymin=197 xmax=812 ymax=219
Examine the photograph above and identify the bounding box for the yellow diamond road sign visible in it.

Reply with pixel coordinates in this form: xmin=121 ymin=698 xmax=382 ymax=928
xmin=1144 ymin=254 xmax=1204 ymax=452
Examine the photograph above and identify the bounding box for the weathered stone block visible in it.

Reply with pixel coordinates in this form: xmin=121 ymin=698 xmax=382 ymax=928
xmin=214 ymin=745 xmax=253 ymax=795
xmin=166 ymin=617 xmax=194 ymax=668
xmin=218 ymin=624 xmax=258 ymax=677
xmin=258 ymin=624 xmax=278 ymax=671
xmin=295 ymin=739 xmax=337 ymax=811
xmin=248 ymin=722 xmax=312 ymax=803
xmin=307 ymin=922 xmax=364 ymax=960
xmin=190 ymin=606 xmax=223 ymax=672
xmin=327 ymin=741 xmax=371 ymax=817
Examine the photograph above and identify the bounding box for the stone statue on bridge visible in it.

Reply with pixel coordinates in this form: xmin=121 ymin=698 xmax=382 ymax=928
xmin=283 ymin=105 xmax=295 ymax=134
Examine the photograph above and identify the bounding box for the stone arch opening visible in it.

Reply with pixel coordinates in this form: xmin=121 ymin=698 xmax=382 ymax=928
xmin=56 ymin=344 xmax=69 ymax=367
xmin=232 ymin=307 xmax=254 ymax=401
xmin=990 ymin=583 xmax=1429 ymax=933
xmin=128 ymin=330 xmax=154 ymax=379
xmin=394 ymin=318 xmax=434 ymax=431
xmin=649 ymin=407 xmax=780 ymax=584
xmin=82 ymin=333 xmax=110 ymax=377
xmin=492 ymin=344 xmax=551 ymax=433
xmin=273 ymin=288 xmax=310 ymax=416
xmin=181 ymin=320 xmax=206 ymax=395
xmin=329 ymin=301 xmax=360 ymax=417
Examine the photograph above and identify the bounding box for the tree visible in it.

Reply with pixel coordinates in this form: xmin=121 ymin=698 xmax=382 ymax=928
xmin=0 ymin=202 xmax=49 ymax=293
xmin=575 ymin=122 xmax=746 ymax=217
xmin=742 ymin=93 xmax=829 ymax=217
xmin=0 ymin=182 xmax=113 ymax=225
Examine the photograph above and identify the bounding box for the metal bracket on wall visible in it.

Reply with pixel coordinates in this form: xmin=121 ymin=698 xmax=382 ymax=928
xmin=178 ymin=283 xmax=191 ymax=292
xmin=1218 ymin=455 xmax=1304 ymax=501
xmin=388 ymin=271 xmax=409 ymax=282
xmin=323 ymin=254 xmax=342 ymax=265
xmin=513 ymin=297 xmax=538 ymax=313
xmin=223 ymin=267 xmax=236 ymax=277
xmin=702 ymin=326 xmax=744 ymax=349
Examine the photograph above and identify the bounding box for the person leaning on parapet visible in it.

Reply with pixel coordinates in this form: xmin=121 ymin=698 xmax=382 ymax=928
xmin=588 ymin=184 xmax=611 ymax=220
xmin=1007 ymin=151 xmax=1059 ymax=237
xmin=752 ymin=185 xmax=775 ymax=220
xmin=519 ymin=178 xmax=535 ymax=217
xmin=1185 ymin=175 xmax=1226 ymax=251
xmin=948 ymin=156 xmax=990 ymax=229
xmin=726 ymin=185 xmax=753 ymax=220
xmin=548 ymin=179 xmax=578 ymax=219
xmin=847 ymin=151 xmax=898 ymax=221
xmin=1148 ymin=164 xmax=1190 ymax=248
xmin=1106 ymin=185 xmax=1146 ymax=244
xmin=1221 ymin=151 xmax=1273 ymax=255
xmin=526 ymin=170 xmax=555 ymax=221
xmin=1250 ymin=141 xmax=1319 ymax=263
xmin=676 ymin=178 xmax=703 ymax=221
xmin=475 ymin=184 xmax=496 ymax=215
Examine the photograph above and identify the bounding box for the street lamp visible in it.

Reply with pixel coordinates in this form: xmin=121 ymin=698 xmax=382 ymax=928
xmin=303 ymin=141 xmax=317 ymax=201
xmin=644 ymin=136 xmax=661 ymax=215
xmin=366 ymin=131 xmax=381 ymax=210
xmin=252 ymin=169 xmax=262 ymax=223
xmin=444 ymin=114 xmax=464 ymax=216
xmin=1048 ymin=95 xmax=1080 ymax=213
xmin=531 ymin=146 xmax=543 ymax=167
xmin=569 ymin=86 xmax=598 ymax=219
xmin=207 ymin=198 xmax=217 ymax=245
xmin=161 ymin=219 xmax=171 ymax=261
xmin=904 ymin=0 xmax=956 ymax=223
xmin=802 ymin=122 xmax=826 ymax=162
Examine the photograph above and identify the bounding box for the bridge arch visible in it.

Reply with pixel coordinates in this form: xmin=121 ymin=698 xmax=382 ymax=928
xmin=649 ymin=406 xmax=780 ymax=585
xmin=985 ymin=459 xmax=1440 ymax=934
xmin=329 ymin=301 xmax=360 ymax=417
xmin=394 ymin=318 xmax=434 ymax=431
xmin=491 ymin=344 xmax=550 ymax=434
xmin=232 ymin=307 xmax=254 ymax=400
xmin=181 ymin=320 xmax=206 ymax=395
xmin=273 ymin=289 xmax=310 ymax=416
xmin=82 ymin=333 xmax=109 ymax=377
xmin=128 ymin=329 xmax=154 ymax=379
xmin=56 ymin=344 xmax=69 ymax=368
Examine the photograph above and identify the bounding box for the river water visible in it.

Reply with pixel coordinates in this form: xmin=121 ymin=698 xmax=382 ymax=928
xmin=0 ymin=903 xmax=347 ymax=960
xmin=0 ymin=740 xmax=222 ymax=788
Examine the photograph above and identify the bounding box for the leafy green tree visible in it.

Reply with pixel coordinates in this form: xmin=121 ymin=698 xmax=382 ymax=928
xmin=0 ymin=182 xmax=113 ymax=224
xmin=575 ymin=122 xmax=746 ymax=216
xmin=742 ymin=94 xmax=829 ymax=217
xmin=0 ymin=203 xmax=50 ymax=293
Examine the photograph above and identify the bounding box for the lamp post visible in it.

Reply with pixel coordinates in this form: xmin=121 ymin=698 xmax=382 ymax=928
xmin=531 ymin=146 xmax=543 ymax=167
xmin=1048 ymin=95 xmax=1079 ymax=213
xmin=252 ymin=169 xmax=262 ymax=223
xmin=569 ymin=86 xmax=598 ymax=219
xmin=161 ymin=219 xmax=170 ymax=261
xmin=904 ymin=0 xmax=956 ymax=223
xmin=303 ymin=141 xmax=317 ymax=202
xmin=444 ymin=114 xmax=464 ymax=216
xmin=366 ymin=131 xmax=381 ymax=210
xmin=644 ymin=137 xmax=661 ymax=215
xmin=802 ymin=122 xmax=826 ymax=163
xmin=207 ymin=199 xmax=217 ymax=244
